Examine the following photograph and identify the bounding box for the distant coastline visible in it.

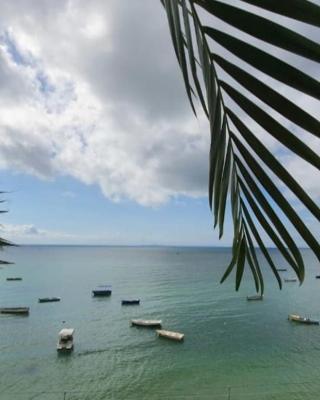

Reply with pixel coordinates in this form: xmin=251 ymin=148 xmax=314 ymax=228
xmin=13 ymin=244 xmax=310 ymax=250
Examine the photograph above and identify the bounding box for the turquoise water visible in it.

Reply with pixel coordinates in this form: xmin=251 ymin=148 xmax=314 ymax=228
xmin=0 ymin=246 xmax=320 ymax=400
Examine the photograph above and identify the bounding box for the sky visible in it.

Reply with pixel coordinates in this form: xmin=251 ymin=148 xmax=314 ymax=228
xmin=0 ymin=0 xmax=319 ymax=246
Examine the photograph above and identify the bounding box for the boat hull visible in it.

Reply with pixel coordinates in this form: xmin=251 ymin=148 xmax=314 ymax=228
xmin=92 ymin=290 xmax=112 ymax=297
xmin=156 ymin=329 xmax=184 ymax=342
xmin=6 ymin=278 xmax=22 ymax=281
xmin=131 ymin=319 xmax=162 ymax=328
xmin=0 ymin=307 xmax=29 ymax=315
xmin=288 ymin=315 xmax=319 ymax=325
xmin=122 ymin=300 xmax=140 ymax=305
xmin=39 ymin=297 xmax=61 ymax=303
xmin=247 ymin=295 xmax=263 ymax=301
xmin=57 ymin=342 xmax=74 ymax=352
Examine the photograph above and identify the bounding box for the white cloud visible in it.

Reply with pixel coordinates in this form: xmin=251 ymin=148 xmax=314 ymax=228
xmin=0 ymin=223 xmax=73 ymax=239
xmin=0 ymin=0 xmax=210 ymax=206
xmin=0 ymin=0 xmax=318 ymax=211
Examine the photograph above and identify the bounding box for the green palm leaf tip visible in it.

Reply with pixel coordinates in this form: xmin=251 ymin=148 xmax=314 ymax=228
xmin=162 ymin=0 xmax=320 ymax=291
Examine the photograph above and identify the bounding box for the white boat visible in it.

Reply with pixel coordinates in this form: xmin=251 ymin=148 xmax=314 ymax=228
xmin=156 ymin=329 xmax=184 ymax=342
xmin=288 ymin=314 xmax=319 ymax=325
xmin=131 ymin=319 xmax=162 ymax=328
xmin=57 ymin=328 xmax=75 ymax=352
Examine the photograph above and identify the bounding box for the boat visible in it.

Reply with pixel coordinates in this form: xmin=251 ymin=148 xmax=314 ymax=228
xmin=0 ymin=307 xmax=29 ymax=315
xmin=284 ymin=278 xmax=297 ymax=282
xmin=288 ymin=314 xmax=319 ymax=325
xmin=6 ymin=277 xmax=22 ymax=281
xmin=38 ymin=297 xmax=61 ymax=303
xmin=131 ymin=319 xmax=162 ymax=328
xmin=121 ymin=299 xmax=140 ymax=305
xmin=316 ymin=275 xmax=320 ymax=279
xmin=156 ymin=329 xmax=184 ymax=342
xmin=57 ymin=328 xmax=75 ymax=352
xmin=247 ymin=295 xmax=263 ymax=301
xmin=276 ymin=268 xmax=287 ymax=272
xmin=92 ymin=285 xmax=112 ymax=297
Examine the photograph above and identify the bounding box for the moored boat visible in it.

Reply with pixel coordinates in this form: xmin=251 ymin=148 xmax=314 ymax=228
xmin=38 ymin=297 xmax=61 ymax=303
xmin=57 ymin=328 xmax=74 ymax=352
xmin=247 ymin=295 xmax=263 ymax=301
xmin=156 ymin=329 xmax=184 ymax=342
xmin=122 ymin=299 xmax=140 ymax=305
xmin=0 ymin=307 xmax=29 ymax=315
xmin=288 ymin=314 xmax=319 ymax=325
xmin=131 ymin=319 xmax=162 ymax=328
xmin=92 ymin=285 xmax=112 ymax=297
xmin=284 ymin=278 xmax=297 ymax=282
xmin=316 ymin=275 xmax=320 ymax=279
xmin=6 ymin=277 xmax=22 ymax=281
xmin=276 ymin=268 xmax=287 ymax=272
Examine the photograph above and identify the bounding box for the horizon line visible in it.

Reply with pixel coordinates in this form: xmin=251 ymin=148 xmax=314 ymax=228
xmin=14 ymin=243 xmax=231 ymax=248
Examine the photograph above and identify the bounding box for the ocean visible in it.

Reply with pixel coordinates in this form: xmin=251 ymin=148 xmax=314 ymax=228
xmin=0 ymin=245 xmax=319 ymax=400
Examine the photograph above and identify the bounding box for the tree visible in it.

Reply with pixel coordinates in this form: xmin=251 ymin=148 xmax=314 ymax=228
xmin=161 ymin=0 xmax=320 ymax=293
xmin=0 ymin=194 xmax=13 ymax=265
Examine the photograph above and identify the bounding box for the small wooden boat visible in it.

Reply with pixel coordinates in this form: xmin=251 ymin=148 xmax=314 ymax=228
xmin=122 ymin=299 xmax=140 ymax=305
xmin=92 ymin=285 xmax=112 ymax=297
xmin=288 ymin=314 xmax=319 ymax=325
xmin=131 ymin=319 xmax=162 ymax=328
xmin=0 ymin=307 xmax=29 ymax=315
xmin=156 ymin=329 xmax=184 ymax=342
xmin=247 ymin=295 xmax=263 ymax=301
xmin=6 ymin=277 xmax=22 ymax=281
xmin=276 ymin=268 xmax=287 ymax=272
xmin=38 ymin=297 xmax=61 ymax=303
xmin=57 ymin=328 xmax=74 ymax=352
xmin=284 ymin=278 xmax=297 ymax=282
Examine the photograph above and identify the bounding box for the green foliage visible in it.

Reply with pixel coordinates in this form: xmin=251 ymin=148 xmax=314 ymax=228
xmin=161 ymin=0 xmax=320 ymax=293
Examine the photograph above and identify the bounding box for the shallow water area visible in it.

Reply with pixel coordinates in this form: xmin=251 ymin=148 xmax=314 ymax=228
xmin=0 ymin=246 xmax=319 ymax=399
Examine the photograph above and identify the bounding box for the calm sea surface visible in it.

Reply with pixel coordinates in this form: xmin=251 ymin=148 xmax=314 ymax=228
xmin=0 ymin=246 xmax=319 ymax=400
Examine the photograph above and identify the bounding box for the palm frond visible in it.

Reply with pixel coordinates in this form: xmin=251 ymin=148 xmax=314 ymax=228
xmin=161 ymin=0 xmax=320 ymax=293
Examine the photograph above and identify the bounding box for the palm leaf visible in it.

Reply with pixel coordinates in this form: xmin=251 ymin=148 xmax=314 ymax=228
xmin=161 ymin=0 xmax=320 ymax=291
xmin=238 ymin=0 xmax=320 ymax=27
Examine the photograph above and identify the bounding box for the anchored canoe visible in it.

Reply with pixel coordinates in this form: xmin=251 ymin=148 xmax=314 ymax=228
xmin=247 ymin=295 xmax=263 ymax=301
xmin=288 ymin=314 xmax=319 ymax=325
xmin=38 ymin=297 xmax=61 ymax=303
xmin=0 ymin=307 xmax=29 ymax=315
xmin=6 ymin=277 xmax=22 ymax=281
xmin=156 ymin=329 xmax=184 ymax=342
xmin=122 ymin=299 xmax=140 ymax=305
xmin=131 ymin=319 xmax=162 ymax=328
